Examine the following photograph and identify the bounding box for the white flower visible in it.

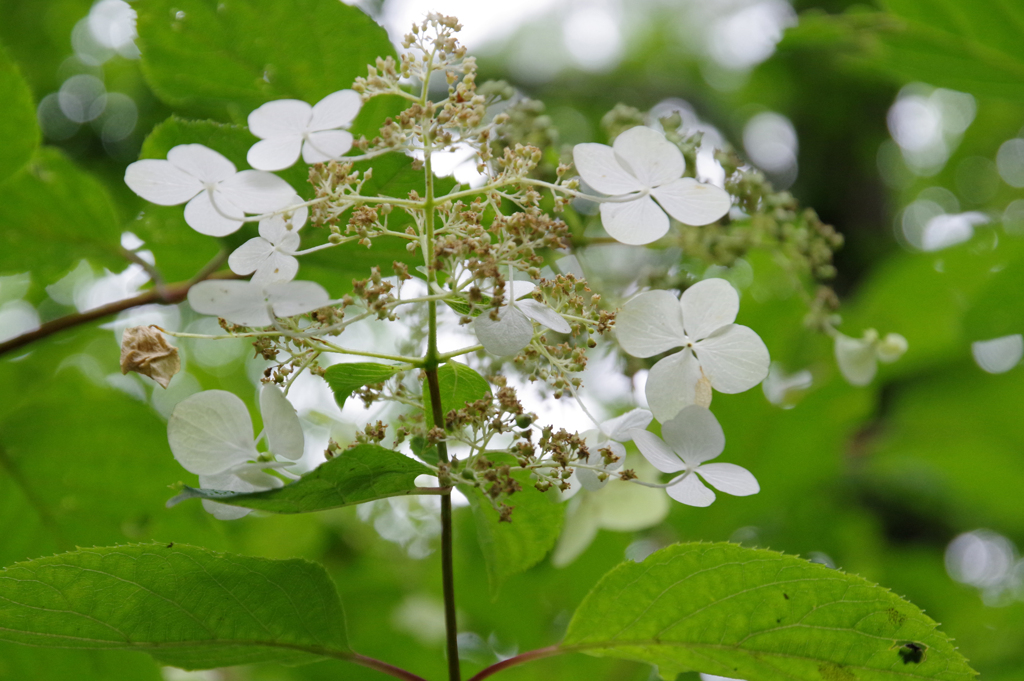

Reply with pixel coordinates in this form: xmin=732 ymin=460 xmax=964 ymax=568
xmin=971 ymin=334 xmax=1023 ymax=374
xmin=473 ymin=280 xmax=571 ymax=356
xmin=227 ymin=205 xmax=308 ymax=286
xmin=834 ymin=329 xmax=908 ymax=386
xmin=552 ymin=457 xmax=670 ymax=567
xmin=247 ymin=90 xmax=362 ymax=171
xmin=124 ymin=144 xmax=299 ymax=237
xmin=575 ymin=409 xmax=654 ymax=492
xmin=573 ymin=126 xmax=732 ymax=245
xmin=167 ymin=386 xmax=303 ymax=519
xmin=187 ymin=279 xmax=330 ymax=327
xmin=630 ymin=405 xmax=759 ymax=507
xmin=616 ymin=278 xmax=770 ymax=422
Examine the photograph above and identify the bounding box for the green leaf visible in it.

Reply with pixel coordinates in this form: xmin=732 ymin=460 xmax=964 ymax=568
xmin=564 ymin=542 xmax=977 ymax=680
xmin=824 ymin=1 xmax=1024 ymax=102
xmin=0 ymin=544 xmax=350 ymax=669
xmin=324 ymin=363 xmax=404 ymax=407
xmin=423 ymin=361 xmax=491 ymax=429
xmin=0 ymin=148 xmax=123 ymax=281
xmin=136 ymin=0 xmax=395 ymax=119
xmin=170 ymin=444 xmax=433 ymax=514
xmin=465 ymin=469 xmax=565 ymax=597
xmin=962 ymin=249 xmax=1024 ymax=341
xmin=0 ymin=42 xmax=38 ymax=184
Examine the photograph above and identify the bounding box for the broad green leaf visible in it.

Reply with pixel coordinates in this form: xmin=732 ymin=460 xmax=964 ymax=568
xmin=324 ymin=362 xmax=404 ymax=407
xmin=0 ymin=42 xmax=38 ymax=184
xmin=135 ymin=0 xmax=395 ymax=119
xmin=170 ymin=444 xmax=433 ymax=513
xmin=0 ymin=544 xmax=350 ymax=669
xmin=564 ymin=542 xmax=977 ymax=680
xmin=962 ymin=249 xmax=1024 ymax=340
xmin=0 ymin=148 xmax=123 ymax=281
xmin=0 ymin=647 xmax=160 ymax=681
xmin=801 ymin=1 xmax=1024 ymax=102
xmin=423 ymin=361 xmax=491 ymax=429
xmin=465 ymin=469 xmax=565 ymax=596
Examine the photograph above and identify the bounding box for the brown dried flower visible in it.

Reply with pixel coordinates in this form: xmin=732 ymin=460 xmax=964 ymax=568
xmin=119 ymin=326 xmax=180 ymax=389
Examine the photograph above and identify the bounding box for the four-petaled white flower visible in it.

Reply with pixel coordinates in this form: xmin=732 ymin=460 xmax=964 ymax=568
xmin=630 ymin=405 xmax=759 ymax=507
xmin=573 ymin=126 xmax=732 ymax=245
xmin=834 ymin=328 xmax=908 ymax=386
xmin=473 ymin=280 xmax=571 ymax=356
xmin=247 ymin=90 xmax=363 ymax=171
xmin=227 ymin=204 xmax=308 ymax=286
xmin=575 ymin=409 xmax=653 ymax=492
xmin=187 ymin=279 xmax=330 ymax=327
xmin=124 ymin=144 xmax=298 ymax=237
xmin=616 ymin=278 xmax=770 ymax=422
xmin=168 ymin=385 xmax=304 ymax=519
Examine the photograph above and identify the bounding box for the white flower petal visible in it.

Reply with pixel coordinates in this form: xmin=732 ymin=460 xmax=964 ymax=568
xmin=573 ymin=143 xmax=645 ymax=195
xmin=645 ymin=350 xmax=703 ymax=422
xmin=877 ymin=332 xmax=909 ymax=364
xmin=302 ymin=130 xmax=354 ymax=163
xmin=252 ymin=250 xmax=299 ymax=286
xmin=834 ymin=333 xmax=878 ymax=386
xmin=168 ymin=390 xmax=257 ymax=475
xmin=599 ymin=196 xmax=670 ymax=245
xmin=266 ymin=280 xmax=331 ymax=318
xmin=184 ymin=191 xmax=246 ymax=237
xmin=666 ymin=472 xmax=715 ymax=507
xmin=187 ymin=280 xmax=271 ymax=327
xmin=217 ymin=170 xmax=298 ymax=214
xmin=228 ymin=237 xmax=274 ymax=276
xmin=594 ymin=474 xmax=670 ymax=531
xmin=124 ymin=159 xmax=202 ymax=205
xmin=517 ymin=299 xmax=571 ymax=334
xmin=616 ymin=290 xmax=687 ymax=358
xmin=696 ymin=463 xmax=759 ymax=497
xmin=551 ymin=496 xmax=600 ymax=567
xmin=652 ymin=178 xmax=731 ymax=226
xmin=660 ymin=405 xmax=725 ymax=468
xmin=309 ymin=89 xmax=362 ymax=130
xmin=602 ymin=408 xmax=654 ymax=441
xmin=509 ymin=280 xmax=537 ymax=299
xmin=197 ymin=468 xmax=281 ymax=520
xmin=473 ymin=305 xmax=534 ymax=356
xmin=680 ymin=278 xmax=739 ymax=340
xmin=971 ymin=334 xmax=1023 ymax=374
xmin=694 ymin=324 xmax=770 ymax=394
xmin=576 ymin=466 xmax=608 ymax=492
xmin=260 ymin=384 xmax=304 ymax=460
xmin=248 ymin=99 xmax=312 ymax=138
xmin=612 ymin=126 xmax=684 ymax=188
xmin=247 ymin=136 xmax=303 ymax=171
xmin=167 ymin=144 xmax=236 ymax=184
xmin=630 ymin=429 xmax=685 ymax=474
xmin=258 ymin=213 xmax=295 ymax=245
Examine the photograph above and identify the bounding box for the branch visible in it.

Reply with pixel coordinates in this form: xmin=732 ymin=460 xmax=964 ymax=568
xmin=0 ymin=253 xmax=233 ymax=358
xmin=465 ymin=645 xmax=563 ymax=681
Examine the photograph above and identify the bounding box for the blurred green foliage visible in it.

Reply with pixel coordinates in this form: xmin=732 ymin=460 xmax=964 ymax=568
xmin=1 ymin=0 xmax=1023 ymax=679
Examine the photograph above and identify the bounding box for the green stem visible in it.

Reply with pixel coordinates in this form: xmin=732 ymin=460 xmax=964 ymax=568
xmin=421 ymin=64 xmax=462 ymax=681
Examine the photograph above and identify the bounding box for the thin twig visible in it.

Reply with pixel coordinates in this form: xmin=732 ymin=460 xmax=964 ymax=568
xmin=465 ymin=645 xmax=563 ymax=681
xmin=0 ymin=253 xmax=234 ymax=358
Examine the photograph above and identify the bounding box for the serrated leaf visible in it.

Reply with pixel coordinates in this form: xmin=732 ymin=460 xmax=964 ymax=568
xmin=0 ymin=42 xmax=38 ymax=184
xmin=136 ymin=0 xmax=395 ymax=121
xmin=0 ymin=544 xmax=350 ymax=670
xmin=423 ymin=361 xmax=491 ymax=429
xmin=324 ymin=362 xmax=404 ymax=407
xmin=0 ymin=148 xmax=123 ymax=281
xmin=170 ymin=444 xmax=433 ymax=513
xmin=563 ymin=542 xmax=977 ymax=680
xmin=465 ymin=469 xmax=564 ymax=597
